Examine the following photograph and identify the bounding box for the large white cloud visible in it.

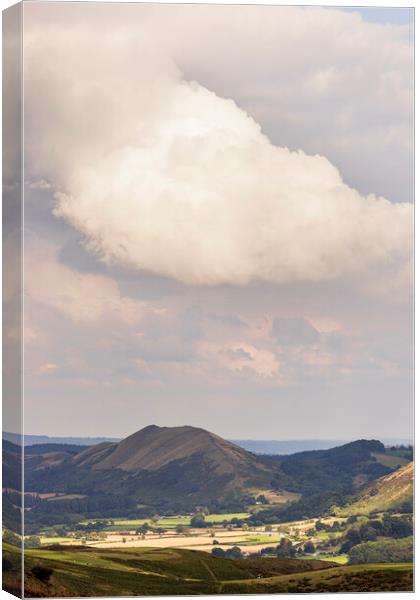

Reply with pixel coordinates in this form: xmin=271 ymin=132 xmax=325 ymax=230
xmin=23 ymin=5 xmax=413 ymax=290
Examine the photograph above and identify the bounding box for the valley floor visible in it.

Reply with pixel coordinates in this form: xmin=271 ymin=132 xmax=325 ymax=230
xmin=49 ymin=528 xmax=295 ymax=555
xmin=38 ymin=514 xmax=349 ymax=557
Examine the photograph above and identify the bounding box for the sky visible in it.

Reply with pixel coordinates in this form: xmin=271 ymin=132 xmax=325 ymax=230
xmin=8 ymin=2 xmax=413 ymax=440
xmin=338 ymin=7 xmax=413 ymax=25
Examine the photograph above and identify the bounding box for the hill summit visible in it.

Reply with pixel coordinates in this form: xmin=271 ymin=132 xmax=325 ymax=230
xmin=72 ymin=424 xmax=266 ymax=477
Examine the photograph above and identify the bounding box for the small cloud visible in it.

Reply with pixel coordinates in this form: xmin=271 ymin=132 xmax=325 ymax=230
xmin=39 ymin=362 xmax=58 ymax=375
xmin=224 ymin=347 xmax=253 ymax=361
xmin=27 ymin=178 xmax=51 ymax=190
xmin=201 ymin=341 xmax=280 ymax=379
xmin=307 ymin=317 xmax=343 ymax=334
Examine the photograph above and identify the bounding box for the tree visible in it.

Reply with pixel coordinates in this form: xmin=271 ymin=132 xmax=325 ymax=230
xmin=346 ymin=527 xmax=362 ymax=546
xmin=226 ymin=546 xmax=243 ymax=560
xmin=349 ymin=537 xmax=413 ymax=565
xmin=2 ymin=530 xmax=21 ymax=547
xmin=359 ymin=525 xmax=377 ymax=542
xmin=136 ymin=523 xmax=149 ymax=535
xmin=304 ymin=541 xmax=315 ymax=554
xmin=191 ymin=514 xmax=207 ymax=528
xmin=276 ymin=538 xmax=296 ymax=558
xmin=212 ymin=547 xmax=226 ymax=558
xmin=25 ymin=536 xmax=41 ymax=548
xmin=382 ymin=514 xmax=413 ymax=538
xmin=257 ymin=494 xmax=269 ymax=504
xmin=265 ymin=525 xmax=273 ymax=532
xmin=176 ymin=525 xmax=186 ymax=534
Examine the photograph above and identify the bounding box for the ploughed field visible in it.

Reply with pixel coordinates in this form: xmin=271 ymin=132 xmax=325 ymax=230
xmin=3 ymin=542 xmax=413 ymax=597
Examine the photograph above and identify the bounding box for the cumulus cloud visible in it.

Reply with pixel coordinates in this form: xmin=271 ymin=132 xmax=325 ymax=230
xmin=199 ymin=341 xmax=280 ymax=379
xmin=24 ymin=4 xmax=413 ymax=204
xmin=23 ymin=6 xmax=413 ymax=291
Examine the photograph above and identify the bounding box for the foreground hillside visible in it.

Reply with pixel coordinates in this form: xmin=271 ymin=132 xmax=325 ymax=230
xmin=2 ymin=542 xmax=413 ymax=597
xmin=337 ymin=462 xmax=413 ymax=516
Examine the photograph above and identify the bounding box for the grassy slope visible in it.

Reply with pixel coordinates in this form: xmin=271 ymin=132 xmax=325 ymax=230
xmin=3 ymin=542 xmax=412 ymax=597
xmin=221 ymin=563 xmax=413 ymax=594
xmin=337 ymin=462 xmax=413 ymax=516
xmin=372 ymin=452 xmax=409 ymax=469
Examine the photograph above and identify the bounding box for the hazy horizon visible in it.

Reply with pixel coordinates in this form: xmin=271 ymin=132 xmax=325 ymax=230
xmin=3 ymin=426 xmax=414 ymax=446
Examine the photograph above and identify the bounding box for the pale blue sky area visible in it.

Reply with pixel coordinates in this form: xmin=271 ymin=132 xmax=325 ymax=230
xmin=337 ymin=6 xmax=414 ymax=25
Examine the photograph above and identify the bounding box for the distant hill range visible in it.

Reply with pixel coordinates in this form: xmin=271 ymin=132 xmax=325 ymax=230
xmin=234 ymin=439 xmax=354 ymax=454
xmin=3 ymin=431 xmax=412 ymax=454
xmin=3 ymin=431 xmax=119 ymax=447
xmin=2 ymin=425 xmax=413 ymax=531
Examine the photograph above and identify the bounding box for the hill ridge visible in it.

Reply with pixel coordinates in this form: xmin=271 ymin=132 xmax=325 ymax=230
xmin=72 ymin=424 xmax=265 ymax=476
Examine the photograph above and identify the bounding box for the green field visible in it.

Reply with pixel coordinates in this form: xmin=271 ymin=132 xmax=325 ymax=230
xmin=373 ymin=452 xmax=410 ymax=469
xmin=236 ymin=535 xmax=279 ymax=546
xmin=2 ymin=542 xmax=413 ymax=597
xmin=104 ymin=516 xmax=191 ymax=529
xmin=316 ymin=554 xmax=349 ymax=565
xmin=82 ymin=512 xmax=251 ymax=531
xmin=39 ymin=537 xmax=75 ymax=546
xmin=205 ymin=513 xmax=250 ymax=523
xmin=158 ymin=516 xmax=192 ymax=527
